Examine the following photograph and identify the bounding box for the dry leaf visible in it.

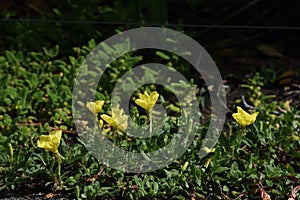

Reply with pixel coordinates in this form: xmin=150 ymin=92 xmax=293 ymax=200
xmin=257 ymin=44 xmax=283 ymax=58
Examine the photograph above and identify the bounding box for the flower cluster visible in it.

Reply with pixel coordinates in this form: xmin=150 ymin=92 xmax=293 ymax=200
xmin=84 ymin=91 xmax=159 ymax=133
xmin=37 ymin=91 xmax=159 ymax=155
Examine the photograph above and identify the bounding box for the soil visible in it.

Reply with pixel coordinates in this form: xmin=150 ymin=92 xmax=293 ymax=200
xmin=0 ymin=185 xmax=75 ymax=200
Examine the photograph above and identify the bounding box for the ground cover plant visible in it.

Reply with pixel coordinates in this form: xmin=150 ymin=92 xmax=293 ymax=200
xmin=0 ymin=38 xmax=300 ymax=199
xmin=1 ymin=1 xmax=300 ymax=199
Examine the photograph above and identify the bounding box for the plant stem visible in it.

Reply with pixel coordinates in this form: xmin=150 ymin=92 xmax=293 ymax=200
xmin=232 ymin=127 xmax=246 ymax=158
xmin=55 ymin=153 xmax=63 ymax=186
xmin=238 ymin=128 xmax=246 ymax=147
xmin=57 ymin=157 xmax=62 ymax=186
xmin=8 ymin=143 xmax=14 ymax=171
xmin=50 ymin=156 xmax=55 ymax=182
xmin=149 ymin=109 xmax=153 ymax=137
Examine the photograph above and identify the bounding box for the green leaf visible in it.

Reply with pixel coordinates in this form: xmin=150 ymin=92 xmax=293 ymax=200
xmin=141 ymin=152 xmax=152 ymax=162
xmin=156 ymin=51 xmax=170 ymax=60
xmin=32 ymin=91 xmax=45 ymax=103
xmin=30 ymin=52 xmax=43 ymax=61
xmin=214 ymin=167 xmax=230 ymax=174
xmin=5 ymin=50 xmax=19 ymax=66
xmin=223 ymin=185 xmax=229 ymax=192
xmin=0 ymin=136 xmax=8 ymax=144
xmin=69 ymin=56 xmax=77 ymax=66
xmin=1 ymin=74 xmax=11 ymax=86
xmin=3 ymin=98 xmax=12 ymax=106
xmin=88 ymin=39 xmax=96 ymax=49
xmin=29 ymin=73 xmax=39 ymax=88
xmin=153 ymin=182 xmax=159 ymax=193
xmin=0 ymin=106 xmax=6 ymax=112
xmin=43 ymin=45 xmax=59 ymax=58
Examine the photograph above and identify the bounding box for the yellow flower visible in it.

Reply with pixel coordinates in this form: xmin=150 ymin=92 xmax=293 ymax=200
xmin=101 ymin=106 xmax=128 ymax=131
xmin=232 ymin=106 xmax=259 ymax=128
xmin=202 ymin=147 xmax=216 ymax=154
xmin=86 ymin=100 xmax=105 ymax=114
xmin=37 ymin=130 xmax=62 ymax=154
xmin=290 ymin=133 xmax=299 ymax=141
xmin=135 ymin=91 xmax=159 ymax=112
xmin=283 ymin=100 xmax=290 ymax=111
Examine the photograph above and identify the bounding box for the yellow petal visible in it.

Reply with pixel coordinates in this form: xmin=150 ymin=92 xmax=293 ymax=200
xmin=112 ymin=107 xmax=128 ymax=131
xmin=37 ymin=135 xmax=50 ymax=149
xmin=95 ymin=100 xmax=105 ymax=113
xmin=202 ymin=147 xmax=215 ymax=153
xmin=50 ymin=130 xmax=62 ymax=149
xmin=135 ymin=99 xmax=150 ymax=111
xmin=149 ymin=91 xmax=159 ymax=104
xmin=139 ymin=91 xmax=149 ymax=100
xmin=86 ymin=102 xmax=96 ymax=114
xmin=86 ymin=100 xmax=105 ymax=114
xmin=283 ymin=100 xmax=290 ymax=111
xmin=99 ymin=119 xmax=104 ymax=128
xmin=101 ymin=114 xmax=116 ymax=127
xmin=101 ymin=107 xmax=128 ymax=131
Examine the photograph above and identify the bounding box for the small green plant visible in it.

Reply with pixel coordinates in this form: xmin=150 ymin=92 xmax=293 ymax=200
xmin=1 ymin=39 xmax=300 ymax=199
xmin=241 ymin=72 xmax=265 ymax=107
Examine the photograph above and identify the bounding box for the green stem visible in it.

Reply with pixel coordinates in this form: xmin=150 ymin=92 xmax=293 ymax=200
xmin=75 ymin=185 xmax=81 ymax=200
xmin=57 ymin=158 xmax=62 ymax=186
xmin=8 ymin=143 xmax=14 ymax=171
xmin=232 ymin=127 xmax=246 ymax=158
xmin=30 ymin=136 xmax=37 ymax=148
xmin=55 ymin=153 xmax=63 ymax=186
xmin=50 ymin=156 xmax=55 ymax=182
xmin=149 ymin=109 xmax=153 ymax=137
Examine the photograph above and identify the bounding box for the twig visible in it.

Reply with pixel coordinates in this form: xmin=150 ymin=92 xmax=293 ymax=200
xmin=87 ymin=165 xmax=107 ymax=184
xmin=219 ymin=186 xmax=230 ymax=200
xmin=241 ymin=96 xmax=255 ymax=110
xmin=258 ymin=183 xmax=271 ymax=200
xmin=288 ymin=185 xmax=300 ymax=200
xmin=16 ymin=122 xmax=78 ymax=134
xmin=233 ymin=191 xmax=248 ymax=200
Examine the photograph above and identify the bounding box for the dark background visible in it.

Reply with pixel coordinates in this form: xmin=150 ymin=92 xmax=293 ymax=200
xmin=1 ymin=0 xmax=299 ymax=75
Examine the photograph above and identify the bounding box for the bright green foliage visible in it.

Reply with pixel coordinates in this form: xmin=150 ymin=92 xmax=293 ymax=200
xmin=0 ymin=40 xmax=300 ymax=200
